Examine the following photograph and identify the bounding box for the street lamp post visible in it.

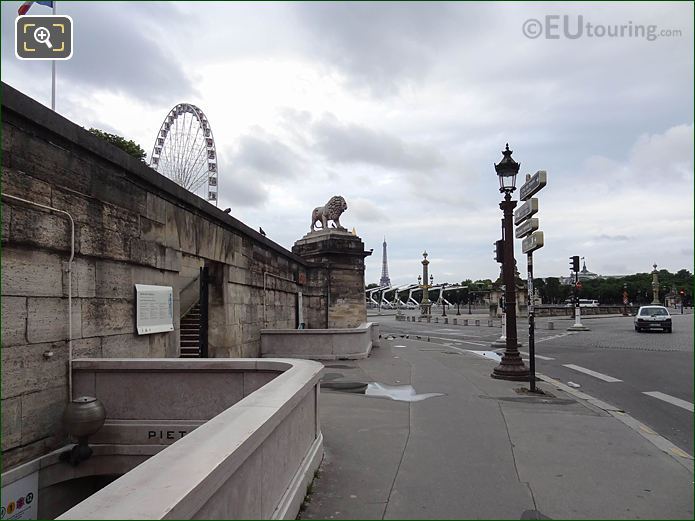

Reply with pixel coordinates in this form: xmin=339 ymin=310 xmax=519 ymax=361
xmin=491 ymin=144 xmax=529 ymax=381
xmin=622 ymin=282 xmax=629 ymax=316
xmin=651 ymin=263 xmax=660 ymax=304
xmin=418 ymin=252 xmax=433 ymax=317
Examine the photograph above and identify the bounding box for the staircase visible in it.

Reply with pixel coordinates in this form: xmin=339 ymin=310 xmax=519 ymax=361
xmin=180 ymin=303 xmax=201 ymax=358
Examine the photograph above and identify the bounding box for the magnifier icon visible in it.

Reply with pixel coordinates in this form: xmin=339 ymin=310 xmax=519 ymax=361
xmin=33 ymin=26 xmax=53 ymax=49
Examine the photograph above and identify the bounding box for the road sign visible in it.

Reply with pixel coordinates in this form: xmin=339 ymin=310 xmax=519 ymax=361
xmin=520 ymin=170 xmax=547 ymax=201
xmin=515 ymin=217 xmax=539 ymax=239
xmin=576 ymin=281 xmax=583 ymax=289
xmin=514 ymin=198 xmax=538 ymax=226
xmin=521 ymin=231 xmax=544 ymax=254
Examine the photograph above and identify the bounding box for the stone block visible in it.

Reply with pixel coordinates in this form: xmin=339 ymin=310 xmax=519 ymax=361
xmin=81 ymin=299 xmax=133 ymax=337
xmin=62 ymin=258 xmax=96 ymax=298
xmin=130 ymin=238 xmax=166 ymax=269
xmin=145 ymin=192 xmax=167 ymax=225
xmin=23 ymin=341 xmax=68 ymax=395
xmin=148 ymin=332 xmax=170 ymax=357
xmin=2 ymin=296 xmax=27 ymax=346
xmin=2 ymin=203 xmax=11 ymax=242
xmin=10 ymin=204 xmax=74 ymax=253
xmin=101 ymin=333 xmax=149 ymax=357
xmin=95 ymin=260 xmax=132 ymax=298
xmin=139 ymin=216 xmax=167 ymax=246
xmin=27 ymin=297 xmax=82 ymax=343
xmin=164 ymin=247 xmax=182 ymax=272
xmin=1 ymin=397 xmax=22 ymax=451
xmin=1 ymin=247 xmax=63 ymax=297
xmin=20 ymin=385 xmax=68 ymax=445
xmin=1 ymin=345 xmax=25 ymax=398
xmin=72 ymin=336 xmax=102 ymax=358
xmin=2 ymin=168 xmax=52 ymax=206
xmin=80 ymin=226 xmax=130 ymax=261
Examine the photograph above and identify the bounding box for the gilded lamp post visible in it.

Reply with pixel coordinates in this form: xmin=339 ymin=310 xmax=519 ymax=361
xmin=651 ymin=263 xmax=660 ymax=304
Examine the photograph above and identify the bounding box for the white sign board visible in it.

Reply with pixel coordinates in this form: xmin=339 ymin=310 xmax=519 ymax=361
xmin=135 ymin=284 xmax=174 ymax=335
xmin=1 ymin=471 xmax=38 ymax=520
xmin=522 ymin=231 xmax=545 ymax=254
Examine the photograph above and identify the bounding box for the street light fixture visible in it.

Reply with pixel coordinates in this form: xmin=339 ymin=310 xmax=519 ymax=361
xmin=418 ymin=252 xmax=433 ymax=317
xmin=491 ymin=144 xmax=529 ymax=382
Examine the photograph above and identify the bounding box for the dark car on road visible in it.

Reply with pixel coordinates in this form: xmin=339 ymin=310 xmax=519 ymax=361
xmin=634 ymin=305 xmax=672 ymax=333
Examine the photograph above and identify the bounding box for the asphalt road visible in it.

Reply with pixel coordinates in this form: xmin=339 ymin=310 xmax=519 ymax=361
xmin=379 ymin=313 xmax=694 ymax=455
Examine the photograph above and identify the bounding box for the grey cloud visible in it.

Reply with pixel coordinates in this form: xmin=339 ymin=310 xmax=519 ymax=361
xmin=293 ymin=2 xmax=478 ymax=94
xmin=233 ymin=133 xmax=303 ymax=179
xmin=0 ymin=2 xmax=196 ymax=105
xmin=218 ymin=176 xmax=268 ymax=208
xmin=313 ymin=114 xmax=444 ymax=173
xmin=596 ymin=234 xmax=631 ymax=242
xmin=348 ymin=198 xmax=389 ymax=223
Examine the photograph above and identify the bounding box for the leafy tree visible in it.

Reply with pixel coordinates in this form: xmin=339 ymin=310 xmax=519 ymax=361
xmin=88 ymin=128 xmax=147 ymax=161
xmin=366 ymin=283 xmax=379 ymax=290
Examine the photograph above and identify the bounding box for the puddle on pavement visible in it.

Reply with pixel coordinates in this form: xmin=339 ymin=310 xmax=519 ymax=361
xmin=321 ymin=381 xmax=445 ymax=402
xmin=468 ymin=350 xmax=502 ymax=362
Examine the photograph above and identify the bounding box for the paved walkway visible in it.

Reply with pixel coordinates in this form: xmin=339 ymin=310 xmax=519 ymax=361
xmin=300 ymin=337 xmax=694 ymax=519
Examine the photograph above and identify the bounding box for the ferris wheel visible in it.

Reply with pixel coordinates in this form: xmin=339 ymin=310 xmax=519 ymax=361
xmin=149 ymin=103 xmax=218 ymax=204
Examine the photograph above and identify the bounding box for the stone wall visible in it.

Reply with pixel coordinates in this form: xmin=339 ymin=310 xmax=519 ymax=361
xmin=1 ymin=82 xmax=337 ymax=469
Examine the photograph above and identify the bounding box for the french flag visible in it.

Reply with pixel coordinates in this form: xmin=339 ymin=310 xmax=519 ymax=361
xmin=18 ymin=1 xmax=54 ymax=16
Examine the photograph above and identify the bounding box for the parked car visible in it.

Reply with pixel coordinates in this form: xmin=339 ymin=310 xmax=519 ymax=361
xmin=634 ymin=306 xmax=672 ymax=333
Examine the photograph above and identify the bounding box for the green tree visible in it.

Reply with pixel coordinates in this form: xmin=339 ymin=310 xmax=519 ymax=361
xmin=88 ymin=128 xmax=147 ymax=161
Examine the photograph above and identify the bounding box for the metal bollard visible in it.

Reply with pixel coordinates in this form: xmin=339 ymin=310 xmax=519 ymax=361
xmin=427 ymin=317 xmax=431 ymax=323
xmin=435 ymin=317 xmax=439 ymax=323
xmin=475 ymin=319 xmax=480 ymax=326
xmin=463 ymin=319 xmax=468 ymax=326
xmin=444 ymin=318 xmax=448 ymax=324
xmin=547 ymin=321 xmax=554 ymax=330
xmin=453 ymin=318 xmax=457 ymax=325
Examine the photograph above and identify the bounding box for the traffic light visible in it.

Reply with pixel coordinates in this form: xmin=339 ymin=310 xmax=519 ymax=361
xmin=495 ymin=240 xmax=504 ymax=263
xmin=680 ymin=289 xmax=685 ymax=296
xmin=569 ymin=255 xmax=580 ymax=272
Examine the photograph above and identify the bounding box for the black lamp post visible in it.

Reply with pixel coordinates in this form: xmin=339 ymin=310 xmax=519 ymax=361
xmin=491 ymin=144 xmax=529 ymax=381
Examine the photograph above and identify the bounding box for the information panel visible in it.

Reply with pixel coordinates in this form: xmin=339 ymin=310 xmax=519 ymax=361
xmin=135 ymin=284 xmax=174 ymax=335
xmin=1 ymin=470 xmax=38 ymax=520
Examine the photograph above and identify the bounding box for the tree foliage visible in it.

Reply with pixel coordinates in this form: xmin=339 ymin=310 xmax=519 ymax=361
xmin=534 ymin=269 xmax=693 ymax=305
xmin=88 ymin=128 xmax=147 ymax=161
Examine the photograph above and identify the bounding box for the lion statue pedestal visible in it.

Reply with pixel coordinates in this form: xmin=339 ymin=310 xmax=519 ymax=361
xmin=292 ymin=196 xmax=372 ymax=329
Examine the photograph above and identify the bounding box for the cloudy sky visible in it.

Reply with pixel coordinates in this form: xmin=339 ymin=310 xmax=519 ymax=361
xmin=2 ymin=1 xmax=693 ymax=285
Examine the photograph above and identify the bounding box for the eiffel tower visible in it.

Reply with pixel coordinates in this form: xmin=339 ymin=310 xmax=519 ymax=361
xmin=379 ymin=236 xmax=391 ymax=287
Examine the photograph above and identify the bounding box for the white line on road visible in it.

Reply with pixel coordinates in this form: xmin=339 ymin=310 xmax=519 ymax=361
xmin=642 ymin=392 xmax=694 ymax=412
xmin=535 ymin=332 xmax=575 ymax=343
xmin=425 ymin=336 xmax=488 ymax=347
xmin=518 ymin=350 xmax=555 ymax=360
xmin=562 ymin=364 xmax=623 ymax=382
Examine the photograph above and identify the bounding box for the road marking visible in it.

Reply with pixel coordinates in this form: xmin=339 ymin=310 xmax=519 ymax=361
xmin=536 ymin=332 xmax=575 ymax=343
xmin=642 ymin=391 xmax=694 ymax=412
xmin=518 ymin=350 xmax=555 ymax=360
xmin=562 ymin=364 xmax=622 ymax=382
xmin=425 ymin=336 xmax=488 ymax=347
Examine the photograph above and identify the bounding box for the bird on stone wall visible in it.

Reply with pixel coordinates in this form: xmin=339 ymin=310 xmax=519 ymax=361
xmin=259 ymin=227 xmax=266 ymax=236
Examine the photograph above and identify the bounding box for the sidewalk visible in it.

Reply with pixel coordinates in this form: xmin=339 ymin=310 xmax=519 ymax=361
xmin=300 ymin=338 xmax=694 ymax=519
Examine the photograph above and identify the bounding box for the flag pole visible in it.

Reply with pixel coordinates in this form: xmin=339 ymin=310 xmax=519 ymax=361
xmin=51 ymin=1 xmax=56 ymax=110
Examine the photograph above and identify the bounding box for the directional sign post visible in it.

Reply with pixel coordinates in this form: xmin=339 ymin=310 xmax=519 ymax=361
xmin=520 ymin=170 xmax=547 ymax=201
xmin=515 ymin=217 xmax=539 ymax=239
xmin=514 ymin=198 xmax=539 ymax=226
xmin=515 ymin=173 xmax=548 ymax=393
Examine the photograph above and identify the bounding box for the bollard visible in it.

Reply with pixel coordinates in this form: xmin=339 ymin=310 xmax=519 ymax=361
xmin=444 ymin=318 xmax=448 ymax=324
xmin=453 ymin=318 xmax=458 ymax=325
xmin=487 ymin=319 xmax=492 ymax=327
xmin=427 ymin=317 xmax=431 ymax=323
xmin=435 ymin=317 xmax=439 ymax=323
xmin=463 ymin=319 xmax=468 ymax=326
xmin=475 ymin=319 xmax=480 ymax=326
xmin=547 ymin=321 xmax=554 ymax=330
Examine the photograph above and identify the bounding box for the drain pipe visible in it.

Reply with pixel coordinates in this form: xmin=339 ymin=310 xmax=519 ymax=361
xmin=2 ymin=193 xmax=75 ymax=400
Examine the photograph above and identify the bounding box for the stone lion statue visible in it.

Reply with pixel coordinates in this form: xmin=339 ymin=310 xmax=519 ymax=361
xmin=311 ymin=195 xmax=348 ymax=232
